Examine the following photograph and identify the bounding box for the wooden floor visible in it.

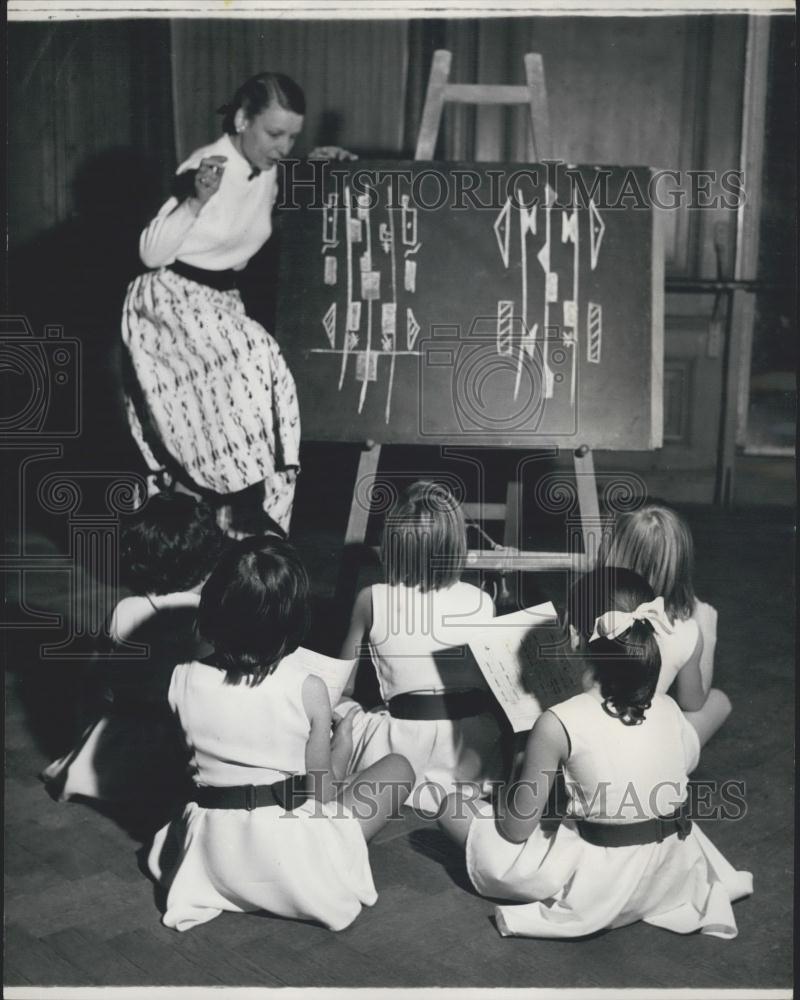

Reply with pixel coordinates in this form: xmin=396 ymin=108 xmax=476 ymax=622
xmin=4 ymin=501 xmax=794 ymax=991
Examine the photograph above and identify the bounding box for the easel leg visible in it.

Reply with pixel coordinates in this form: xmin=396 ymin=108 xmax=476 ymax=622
xmin=573 ymin=445 xmax=602 ymax=570
xmin=501 ymin=479 xmax=522 ymax=608
xmin=336 ymin=442 xmax=381 ymax=612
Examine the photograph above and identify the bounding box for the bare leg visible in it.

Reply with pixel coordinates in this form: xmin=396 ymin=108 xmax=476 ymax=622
xmin=339 ymin=753 xmax=414 ymax=842
xmin=685 ymin=688 xmax=732 ymax=748
xmin=437 ymin=791 xmax=485 ymax=849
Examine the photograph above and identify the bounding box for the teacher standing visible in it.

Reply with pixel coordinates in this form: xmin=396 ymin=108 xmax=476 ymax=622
xmin=123 ymin=72 xmax=350 ymax=536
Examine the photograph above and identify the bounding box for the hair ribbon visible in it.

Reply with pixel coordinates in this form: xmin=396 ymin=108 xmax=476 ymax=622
xmin=590 ymin=596 xmax=674 ymax=643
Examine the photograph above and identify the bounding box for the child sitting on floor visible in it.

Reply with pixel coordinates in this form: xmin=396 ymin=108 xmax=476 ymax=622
xmin=438 ymin=568 xmax=752 ymax=939
xmin=596 ymin=503 xmax=731 ymax=746
xmin=42 ymin=493 xmax=225 ymax=806
xmin=148 ymin=536 xmax=414 ymax=933
xmin=337 ymin=480 xmax=503 ymax=815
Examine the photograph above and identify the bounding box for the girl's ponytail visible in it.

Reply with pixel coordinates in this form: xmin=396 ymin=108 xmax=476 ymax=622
xmin=588 ymin=619 xmax=661 ymax=725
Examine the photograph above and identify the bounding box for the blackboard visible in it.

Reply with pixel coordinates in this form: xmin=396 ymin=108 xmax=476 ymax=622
xmin=275 ymin=161 xmax=663 ymax=450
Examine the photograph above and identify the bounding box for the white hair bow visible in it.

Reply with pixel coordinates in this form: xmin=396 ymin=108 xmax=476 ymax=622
xmin=590 ymin=596 xmax=674 ymax=642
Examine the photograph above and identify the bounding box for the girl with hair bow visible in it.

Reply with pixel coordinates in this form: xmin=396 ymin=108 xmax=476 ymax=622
xmin=437 ymin=567 xmax=752 ymax=940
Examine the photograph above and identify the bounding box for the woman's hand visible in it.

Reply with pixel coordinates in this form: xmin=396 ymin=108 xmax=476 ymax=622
xmin=192 ymin=156 xmax=228 ymax=206
xmin=307 ymin=146 xmax=358 ymax=161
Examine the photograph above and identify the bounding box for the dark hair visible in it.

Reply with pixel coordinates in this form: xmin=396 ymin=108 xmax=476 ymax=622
xmin=380 ymin=480 xmax=466 ymax=592
xmin=198 ymin=536 xmax=309 ymax=685
xmin=566 ymin=566 xmax=654 ymax=641
xmin=120 ymin=494 xmax=224 ymax=595
xmin=588 ymin=624 xmax=661 ymax=726
xmin=218 ymin=72 xmax=306 ymax=134
xmin=567 ymin=566 xmax=660 ymax=726
xmin=596 ymin=504 xmax=696 ymax=621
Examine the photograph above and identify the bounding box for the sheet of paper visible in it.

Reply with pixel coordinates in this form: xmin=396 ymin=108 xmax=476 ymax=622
xmin=283 ymin=647 xmax=356 ymax=709
xmin=466 ymin=603 xmax=582 ymax=733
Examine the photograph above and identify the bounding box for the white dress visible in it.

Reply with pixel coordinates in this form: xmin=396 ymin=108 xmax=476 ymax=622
xmin=41 ymin=592 xmax=205 ymax=803
xmin=341 ymin=582 xmax=503 ymax=814
xmin=656 ymin=599 xmax=718 ymax=695
xmin=466 ymin=690 xmax=752 ymax=939
xmin=148 ymin=657 xmax=377 ymax=933
xmin=123 ymin=134 xmax=300 ymax=531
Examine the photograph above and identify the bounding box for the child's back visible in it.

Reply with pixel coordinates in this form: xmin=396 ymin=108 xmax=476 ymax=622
xmin=369 ymin=580 xmax=493 ymax=698
xmin=339 ymin=482 xmax=504 ymax=813
xmin=170 ymin=655 xmax=309 ymax=786
xmin=149 ymin=654 xmax=378 ymax=933
xmin=440 ymin=573 xmax=751 ymax=940
xmin=148 ymin=536 xmax=414 ymax=934
xmin=466 ymin=687 xmax=751 ymax=938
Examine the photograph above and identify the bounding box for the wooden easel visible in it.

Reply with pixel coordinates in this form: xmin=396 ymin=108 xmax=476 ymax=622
xmin=336 ymin=50 xmax=602 ymax=610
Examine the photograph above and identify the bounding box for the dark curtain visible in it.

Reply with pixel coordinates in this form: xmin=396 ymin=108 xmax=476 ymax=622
xmin=7 ymin=20 xmax=175 ymax=470
xmin=170 ymin=19 xmax=410 ymax=161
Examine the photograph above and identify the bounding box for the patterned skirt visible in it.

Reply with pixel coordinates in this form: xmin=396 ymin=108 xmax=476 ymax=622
xmin=122 ymin=268 xmax=300 ymax=531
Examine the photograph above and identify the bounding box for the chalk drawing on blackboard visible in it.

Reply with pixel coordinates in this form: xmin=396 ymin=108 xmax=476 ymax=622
xmin=513 ymin=189 xmax=534 ymax=400
xmin=590 ymin=198 xmax=605 ymax=270
xmin=362 ymin=271 xmax=380 ymax=300
xmin=356 ymin=351 xmax=378 ymax=382
xmin=493 ymin=198 xmax=512 ymax=268
xmin=356 ymin=189 xmax=377 ymax=414
xmin=561 ymin=208 xmax=580 ymax=405
xmin=348 ymin=218 xmax=362 ymax=243
xmin=382 ymin=303 xmax=397 ymax=339
xmin=533 ymin=185 xmax=557 ymax=401
xmin=357 ymin=193 xmax=370 ymax=220
xmin=322 ymin=302 xmax=336 ymax=348
xmin=523 ymin=323 xmax=539 ymax=361
xmin=587 ymin=302 xmax=602 ymax=363
xmin=347 ymin=301 xmax=361 ymax=331
xmin=313 ymin=177 xmax=426 ymax=423
xmin=323 ymin=193 xmax=338 ymax=247
xmin=407 ymin=308 xmax=421 ymax=351
xmin=497 ymin=300 xmax=514 ymax=355
xmin=383 ymin=203 xmax=400 ymax=424
xmin=401 ymin=195 xmax=418 ymax=247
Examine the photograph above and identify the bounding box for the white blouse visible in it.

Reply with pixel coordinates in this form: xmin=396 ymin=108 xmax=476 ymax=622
xmin=139 ymin=134 xmax=278 ymax=272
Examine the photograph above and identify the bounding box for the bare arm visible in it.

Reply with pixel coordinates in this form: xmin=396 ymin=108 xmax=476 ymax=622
xmin=673 ymin=628 xmax=707 ymax=712
xmin=495 ymin=710 xmax=569 ymax=844
xmin=339 ymin=587 xmax=373 ymax=696
xmin=301 ymin=673 xmax=338 ymax=802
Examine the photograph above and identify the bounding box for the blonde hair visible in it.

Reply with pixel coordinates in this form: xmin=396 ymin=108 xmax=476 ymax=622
xmin=598 ymin=504 xmax=696 ymax=621
xmin=380 ymin=480 xmax=466 ymax=592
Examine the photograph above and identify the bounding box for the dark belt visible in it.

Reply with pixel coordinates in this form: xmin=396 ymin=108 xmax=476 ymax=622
xmin=387 ymin=690 xmax=494 ymax=721
xmin=168 ymin=260 xmax=239 ymax=292
xmin=576 ymin=802 xmax=693 ymax=847
xmin=189 ymin=775 xmax=306 ymax=811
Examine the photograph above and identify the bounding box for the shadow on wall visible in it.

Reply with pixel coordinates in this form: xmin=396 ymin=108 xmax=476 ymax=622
xmin=7 ymin=146 xmax=165 ymax=476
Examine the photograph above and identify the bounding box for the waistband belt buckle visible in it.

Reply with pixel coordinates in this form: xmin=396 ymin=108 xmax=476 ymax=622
xmin=245 ymin=785 xmax=257 ymax=811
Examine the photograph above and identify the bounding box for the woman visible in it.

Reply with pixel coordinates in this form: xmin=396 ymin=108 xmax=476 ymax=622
xmin=123 ymin=72 xmax=353 ymax=536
